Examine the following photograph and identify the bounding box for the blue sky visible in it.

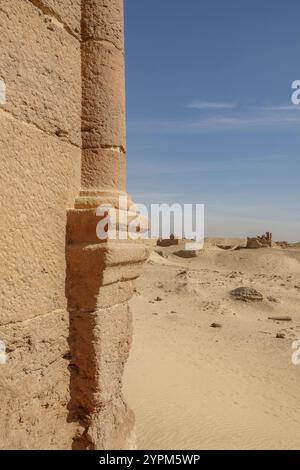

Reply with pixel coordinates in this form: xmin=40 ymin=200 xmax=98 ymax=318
xmin=125 ymin=0 xmax=300 ymax=241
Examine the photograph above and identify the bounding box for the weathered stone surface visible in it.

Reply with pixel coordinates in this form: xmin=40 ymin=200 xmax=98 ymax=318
xmin=0 ymin=0 xmax=82 ymax=449
xmin=86 ymin=401 xmax=136 ymax=450
xmin=101 ymin=262 xmax=145 ymax=285
xmin=30 ymin=0 xmax=82 ymax=38
xmin=82 ymin=0 xmax=124 ymax=49
xmin=67 ymin=205 xmax=147 ymax=245
xmin=66 ymin=248 xmax=141 ymax=450
xmin=66 ymin=240 xmax=148 ymax=310
xmin=0 ymin=113 xmax=81 ymax=325
xmin=82 ymin=41 xmax=126 ymax=150
xmin=69 ymin=303 xmax=131 ymax=407
xmin=0 ymin=0 xmax=81 ymax=146
xmin=1 ymin=0 xmax=147 ymax=451
xmin=82 ymin=148 xmax=126 ymax=191
xmin=0 ymin=311 xmax=77 ymax=450
xmin=74 ymin=189 xmax=137 ymax=210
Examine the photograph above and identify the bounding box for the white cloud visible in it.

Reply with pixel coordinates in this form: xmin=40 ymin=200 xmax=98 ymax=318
xmin=128 ymin=154 xmax=283 ymax=178
xmin=128 ymin=111 xmax=300 ymax=135
xmin=187 ymin=100 xmax=237 ymax=110
xmin=261 ymin=104 xmax=300 ymax=111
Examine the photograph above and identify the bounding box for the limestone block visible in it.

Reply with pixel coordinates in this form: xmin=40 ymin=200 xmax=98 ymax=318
xmin=68 ymin=302 xmax=135 ymax=450
xmin=0 ymin=0 xmax=81 ymax=146
xmin=101 ymin=262 xmax=145 ymax=285
xmin=0 ymin=113 xmax=81 ymax=325
xmin=82 ymin=0 xmax=124 ymax=50
xmin=74 ymin=190 xmax=133 ymax=210
xmin=81 ymin=148 xmax=126 ymax=191
xmin=66 ymin=242 xmax=149 ymax=311
xmin=31 ymin=0 xmax=82 ymax=38
xmin=69 ymin=303 xmax=131 ymax=407
xmin=82 ymin=41 xmax=125 ymax=149
xmin=0 ymin=310 xmax=77 ymax=449
xmin=87 ymin=400 xmax=135 ymax=450
xmin=67 ymin=208 xmax=147 ymax=245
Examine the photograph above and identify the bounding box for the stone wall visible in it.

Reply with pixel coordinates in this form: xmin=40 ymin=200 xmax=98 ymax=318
xmin=0 ymin=0 xmax=144 ymax=450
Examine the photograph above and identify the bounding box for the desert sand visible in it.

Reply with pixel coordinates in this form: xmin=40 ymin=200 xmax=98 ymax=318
xmin=124 ymin=238 xmax=300 ymax=450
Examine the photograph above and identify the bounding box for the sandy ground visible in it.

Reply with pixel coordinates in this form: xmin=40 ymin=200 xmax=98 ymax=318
xmin=124 ymin=239 xmax=300 ymax=450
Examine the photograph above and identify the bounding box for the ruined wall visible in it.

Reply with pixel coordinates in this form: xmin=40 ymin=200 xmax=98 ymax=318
xmin=0 ymin=0 xmax=82 ymax=449
xmin=0 ymin=0 xmax=148 ymax=450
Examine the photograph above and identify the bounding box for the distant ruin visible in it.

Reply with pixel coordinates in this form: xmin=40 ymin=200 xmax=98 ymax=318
xmin=157 ymin=234 xmax=180 ymax=247
xmin=246 ymin=232 xmax=273 ymax=249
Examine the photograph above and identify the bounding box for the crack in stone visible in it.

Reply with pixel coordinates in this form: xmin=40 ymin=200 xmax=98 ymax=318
xmin=83 ymin=145 xmax=126 ymax=154
xmin=28 ymin=0 xmax=80 ymax=41
xmin=0 ymin=308 xmax=66 ymax=328
xmin=82 ymin=37 xmax=123 ymax=52
xmin=0 ymin=107 xmax=81 ymax=149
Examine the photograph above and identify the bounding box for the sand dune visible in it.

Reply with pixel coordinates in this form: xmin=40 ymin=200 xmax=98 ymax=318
xmin=124 ymin=239 xmax=300 ymax=449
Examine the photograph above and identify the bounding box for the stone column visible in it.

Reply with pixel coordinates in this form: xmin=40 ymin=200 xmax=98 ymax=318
xmin=66 ymin=0 xmax=148 ymax=450
xmin=80 ymin=0 xmax=126 ymax=204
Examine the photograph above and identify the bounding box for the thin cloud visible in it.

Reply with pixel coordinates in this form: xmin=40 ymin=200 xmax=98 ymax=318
xmin=187 ymin=100 xmax=238 ymax=110
xmin=261 ymin=104 xmax=300 ymax=111
xmin=132 ymin=192 xmax=182 ymax=200
xmin=128 ymin=154 xmax=284 ymax=178
xmin=128 ymin=111 xmax=300 ymax=134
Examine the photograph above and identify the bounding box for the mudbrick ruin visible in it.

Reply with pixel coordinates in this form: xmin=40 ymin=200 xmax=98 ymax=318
xmin=246 ymin=232 xmax=273 ymax=249
xmin=0 ymin=0 xmax=148 ymax=449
